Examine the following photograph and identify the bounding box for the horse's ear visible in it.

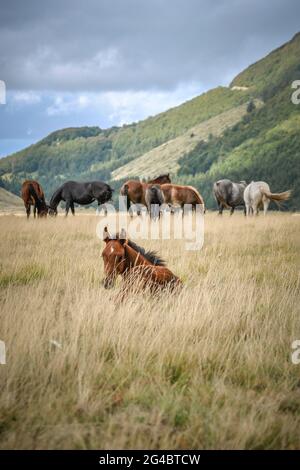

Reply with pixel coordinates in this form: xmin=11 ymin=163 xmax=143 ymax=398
xmin=103 ymin=226 xmax=110 ymax=242
xmin=119 ymin=228 xmax=127 ymax=244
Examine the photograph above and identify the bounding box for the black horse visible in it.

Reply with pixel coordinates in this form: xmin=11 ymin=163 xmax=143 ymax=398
xmin=49 ymin=181 xmax=114 ymax=216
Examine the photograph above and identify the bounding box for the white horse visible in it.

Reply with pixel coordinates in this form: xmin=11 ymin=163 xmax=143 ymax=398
xmin=244 ymin=181 xmax=291 ymax=215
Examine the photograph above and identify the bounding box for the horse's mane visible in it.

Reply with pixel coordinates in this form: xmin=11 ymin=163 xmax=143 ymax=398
xmin=126 ymin=239 xmax=166 ymax=266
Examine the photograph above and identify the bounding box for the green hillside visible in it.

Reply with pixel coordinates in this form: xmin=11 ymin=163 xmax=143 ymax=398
xmin=177 ymin=32 xmax=300 ymax=210
xmin=0 ymin=88 xmax=251 ymax=198
xmin=112 ymin=100 xmax=263 ymax=180
xmin=0 ymin=32 xmax=299 ymax=209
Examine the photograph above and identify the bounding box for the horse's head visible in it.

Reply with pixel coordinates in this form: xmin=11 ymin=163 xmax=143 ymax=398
xmin=102 ymin=227 xmax=127 ymax=288
xmin=39 ymin=206 xmax=48 ymax=218
xmin=149 ymin=174 xmax=171 ymax=185
xmin=157 ymin=174 xmax=171 ymax=184
xmin=48 ymin=206 xmax=57 ymax=217
xmin=101 ymin=184 xmax=114 ymax=204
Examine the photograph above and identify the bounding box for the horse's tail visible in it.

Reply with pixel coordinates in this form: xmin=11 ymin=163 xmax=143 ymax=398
xmin=187 ymin=185 xmax=206 ymax=212
xmin=28 ymin=183 xmax=44 ymax=210
xmin=120 ymin=183 xmax=131 ymax=210
xmin=260 ymin=187 xmax=292 ymax=203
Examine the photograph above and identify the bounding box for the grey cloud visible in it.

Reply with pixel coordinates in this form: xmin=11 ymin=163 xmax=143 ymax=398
xmin=1 ymin=0 xmax=300 ymax=92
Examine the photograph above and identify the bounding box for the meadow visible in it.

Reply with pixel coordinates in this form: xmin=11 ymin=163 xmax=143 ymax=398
xmin=0 ymin=212 xmax=299 ymax=449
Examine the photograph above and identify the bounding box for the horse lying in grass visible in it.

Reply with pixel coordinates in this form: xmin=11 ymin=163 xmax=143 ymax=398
xmin=101 ymin=227 xmax=182 ymax=295
xmin=21 ymin=180 xmax=48 ymax=218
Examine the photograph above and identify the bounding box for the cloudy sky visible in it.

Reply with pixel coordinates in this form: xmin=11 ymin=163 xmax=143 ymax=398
xmin=0 ymin=0 xmax=299 ymax=156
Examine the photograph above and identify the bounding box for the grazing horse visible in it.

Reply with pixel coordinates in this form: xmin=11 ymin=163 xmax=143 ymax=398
xmin=145 ymin=185 xmax=165 ymax=219
xmin=244 ymin=181 xmax=291 ymax=216
xmin=102 ymin=227 xmax=182 ymax=294
xmin=120 ymin=174 xmax=171 ymax=211
xmin=21 ymin=180 xmax=48 ymax=218
xmin=49 ymin=180 xmax=113 ymax=216
xmin=213 ymin=179 xmax=247 ymax=215
xmin=160 ymin=184 xmax=205 ymax=212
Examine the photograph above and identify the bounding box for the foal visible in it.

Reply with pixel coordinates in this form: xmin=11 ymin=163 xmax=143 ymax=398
xmin=101 ymin=227 xmax=181 ymax=294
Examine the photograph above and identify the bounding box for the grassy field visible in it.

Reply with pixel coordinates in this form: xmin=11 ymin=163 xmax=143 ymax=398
xmin=0 ymin=212 xmax=299 ymax=449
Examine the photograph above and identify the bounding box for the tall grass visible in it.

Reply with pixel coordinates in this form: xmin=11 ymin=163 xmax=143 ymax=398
xmin=0 ymin=213 xmax=299 ymax=449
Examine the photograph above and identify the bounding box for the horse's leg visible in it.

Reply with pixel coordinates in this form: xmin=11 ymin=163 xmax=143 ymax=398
xmin=65 ymin=200 xmax=71 ymax=217
xmin=230 ymin=206 xmax=235 ymax=216
xmin=243 ymin=206 xmax=247 ymax=216
xmin=70 ymin=201 xmax=75 ymax=216
xmin=33 ymin=205 xmax=37 ymax=218
xmin=218 ymin=203 xmax=224 ymax=215
xmin=263 ymin=199 xmax=270 ymax=216
xmin=25 ymin=204 xmax=31 ymax=219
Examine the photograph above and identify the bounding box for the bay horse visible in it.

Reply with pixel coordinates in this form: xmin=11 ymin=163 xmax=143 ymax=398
xmin=213 ymin=179 xmax=247 ymax=215
xmin=21 ymin=180 xmax=48 ymax=218
xmin=160 ymin=184 xmax=205 ymax=212
xmin=102 ymin=227 xmax=182 ymax=294
xmin=244 ymin=181 xmax=291 ymax=216
xmin=120 ymin=174 xmax=171 ymax=211
xmin=49 ymin=180 xmax=113 ymax=216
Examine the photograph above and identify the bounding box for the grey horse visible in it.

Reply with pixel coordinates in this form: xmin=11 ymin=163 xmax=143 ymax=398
xmin=244 ymin=181 xmax=291 ymax=215
xmin=213 ymin=179 xmax=247 ymax=215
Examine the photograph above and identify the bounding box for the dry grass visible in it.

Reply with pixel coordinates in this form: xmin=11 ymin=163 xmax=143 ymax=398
xmin=0 ymin=212 xmax=299 ymax=449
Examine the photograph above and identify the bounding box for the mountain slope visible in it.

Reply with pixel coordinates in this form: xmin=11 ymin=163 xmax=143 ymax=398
xmin=177 ymin=32 xmax=300 ymax=210
xmin=0 ymin=32 xmax=299 ymax=209
xmin=0 ymin=187 xmax=23 ymax=212
xmin=112 ymin=100 xmax=263 ymax=180
xmin=0 ymin=87 xmax=251 ymax=197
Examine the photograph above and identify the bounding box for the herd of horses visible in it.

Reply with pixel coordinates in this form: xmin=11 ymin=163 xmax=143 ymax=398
xmin=20 ymin=175 xmax=291 ymax=295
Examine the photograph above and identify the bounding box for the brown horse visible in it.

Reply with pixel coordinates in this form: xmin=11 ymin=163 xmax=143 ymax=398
xmin=120 ymin=174 xmax=171 ymax=211
xmin=161 ymin=184 xmax=205 ymax=212
xmin=102 ymin=227 xmax=181 ymax=294
xmin=21 ymin=180 xmax=48 ymax=218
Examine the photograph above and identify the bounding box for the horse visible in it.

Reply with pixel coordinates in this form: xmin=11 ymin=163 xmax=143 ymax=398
xmin=101 ymin=227 xmax=182 ymax=295
xmin=213 ymin=179 xmax=247 ymax=215
xmin=21 ymin=180 xmax=48 ymax=218
xmin=49 ymin=180 xmax=113 ymax=216
xmin=148 ymin=173 xmax=171 ymax=184
xmin=145 ymin=185 xmax=165 ymax=219
xmin=160 ymin=184 xmax=205 ymax=213
xmin=120 ymin=174 xmax=171 ymax=211
xmin=244 ymin=181 xmax=291 ymax=216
